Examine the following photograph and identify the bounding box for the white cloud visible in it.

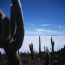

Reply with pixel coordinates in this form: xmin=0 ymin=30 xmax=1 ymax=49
xmin=58 ymin=25 xmax=64 ymax=28
xmin=25 ymin=29 xmax=65 ymax=36
xmin=31 ymin=24 xmax=34 ymax=26
xmin=40 ymin=24 xmax=52 ymax=26
xmin=36 ymin=29 xmax=62 ymax=33
xmin=36 ymin=29 xmax=47 ymax=32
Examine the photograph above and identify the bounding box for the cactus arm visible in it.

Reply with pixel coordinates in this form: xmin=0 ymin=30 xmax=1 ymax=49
xmin=0 ymin=13 xmax=2 ymax=40
xmin=2 ymin=17 xmax=11 ymax=41
xmin=0 ymin=13 xmax=3 ymax=48
xmin=51 ymin=37 xmax=53 ymax=45
xmin=11 ymin=0 xmax=24 ymax=50
xmin=0 ymin=14 xmax=11 ymax=48
xmin=10 ymin=5 xmax=16 ymax=39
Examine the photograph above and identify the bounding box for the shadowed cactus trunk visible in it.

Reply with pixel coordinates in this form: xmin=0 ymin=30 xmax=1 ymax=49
xmin=29 ymin=43 xmax=33 ymax=60
xmin=0 ymin=0 xmax=24 ymax=65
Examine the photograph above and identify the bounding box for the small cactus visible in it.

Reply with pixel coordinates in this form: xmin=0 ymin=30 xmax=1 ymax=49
xmin=44 ymin=46 xmax=45 ymax=52
xmin=29 ymin=43 xmax=33 ymax=60
xmin=45 ymin=51 xmax=50 ymax=65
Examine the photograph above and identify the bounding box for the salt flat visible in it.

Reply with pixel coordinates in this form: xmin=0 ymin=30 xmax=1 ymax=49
xmin=19 ymin=36 xmax=65 ymax=53
xmin=0 ymin=36 xmax=65 ymax=53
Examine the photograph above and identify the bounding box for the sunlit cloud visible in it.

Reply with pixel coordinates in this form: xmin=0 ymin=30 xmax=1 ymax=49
xmin=31 ymin=24 xmax=34 ymax=26
xmin=36 ymin=29 xmax=62 ymax=33
xmin=40 ymin=24 xmax=52 ymax=26
xmin=25 ymin=29 xmax=65 ymax=36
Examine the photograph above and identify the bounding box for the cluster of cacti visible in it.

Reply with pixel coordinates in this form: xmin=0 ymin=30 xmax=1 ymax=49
xmin=0 ymin=0 xmax=24 ymax=65
xmin=51 ymin=37 xmax=55 ymax=54
xmin=29 ymin=43 xmax=33 ymax=59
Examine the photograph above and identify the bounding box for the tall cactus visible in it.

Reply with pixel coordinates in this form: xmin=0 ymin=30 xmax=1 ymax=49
xmin=0 ymin=0 xmax=24 ymax=65
xmin=39 ymin=36 xmax=41 ymax=54
xmin=29 ymin=43 xmax=33 ymax=60
xmin=51 ymin=37 xmax=54 ymax=54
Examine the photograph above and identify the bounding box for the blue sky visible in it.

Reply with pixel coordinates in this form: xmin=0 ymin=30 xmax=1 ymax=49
xmin=0 ymin=0 xmax=65 ymax=36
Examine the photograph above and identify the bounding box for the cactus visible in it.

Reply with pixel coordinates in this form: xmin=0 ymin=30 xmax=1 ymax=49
xmin=45 ymin=51 xmax=50 ymax=65
xmin=0 ymin=0 xmax=24 ymax=65
xmin=10 ymin=4 xmax=16 ymax=39
xmin=44 ymin=46 xmax=45 ymax=52
xmin=52 ymin=41 xmax=54 ymax=53
xmin=29 ymin=43 xmax=33 ymax=60
xmin=2 ymin=17 xmax=11 ymax=41
xmin=51 ymin=37 xmax=54 ymax=54
xmin=39 ymin=36 xmax=41 ymax=54
xmin=51 ymin=37 xmax=53 ymax=45
xmin=0 ymin=13 xmax=2 ymax=41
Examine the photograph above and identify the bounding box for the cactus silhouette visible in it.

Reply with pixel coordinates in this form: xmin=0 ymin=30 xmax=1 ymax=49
xmin=39 ymin=36 xmax=41 ymax=54
xmin=51 ymin=37 xmax=53 ymax=45
xmin=29 ymin=43 xmax=33 ymax=60
xmin=52 ymin=41 xmax=54 ymax=53
xmin=0 ymin=0 xmax=24 ymax=65
xmin=44 ymin=46 xmax=45 ymax=52
xmin=51 ymin=37 xmax=54 ymax=53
